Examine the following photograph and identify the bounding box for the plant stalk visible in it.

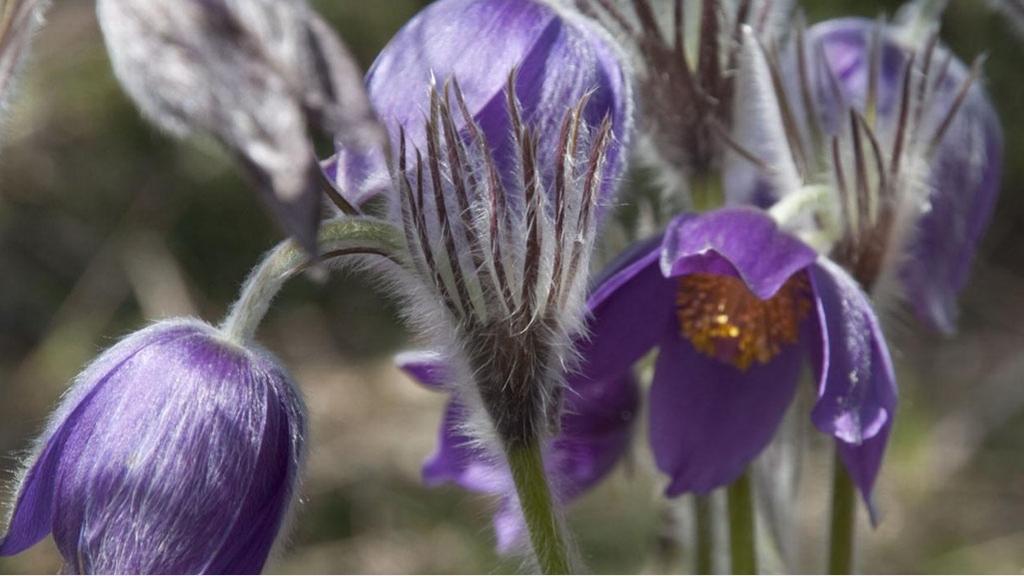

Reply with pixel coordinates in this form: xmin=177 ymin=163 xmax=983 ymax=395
xmin=694 ymin=494 xmax=714 ymax=574
xmin=828 ymin=450 xmax=856 ymax=574
xmin=728 ymin=471 xmax=758 ymax=574
xmin=220 ymin=217 xmax=405 ymax=343
xmin=506 ymin=439 xmax=572 ymax=574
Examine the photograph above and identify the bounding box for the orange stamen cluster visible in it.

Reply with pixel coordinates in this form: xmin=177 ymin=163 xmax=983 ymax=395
xmin=676 ymin=272 xmax=812 ymax=371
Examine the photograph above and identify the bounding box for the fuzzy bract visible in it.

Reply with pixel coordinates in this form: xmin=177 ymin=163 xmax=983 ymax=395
xmin=0 ymin=319 xmax=306 ymax=574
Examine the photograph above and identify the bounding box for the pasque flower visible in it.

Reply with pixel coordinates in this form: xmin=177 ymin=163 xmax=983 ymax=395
xmin=397 ymin=351 xmax=639 ymax=553
xmin=579 ymin=207 xmax=896 ymax=516
xmin=323 ymin=0 xmax=633 ymax=569
xmin=0 ymin=320 xmax=306 ymax=574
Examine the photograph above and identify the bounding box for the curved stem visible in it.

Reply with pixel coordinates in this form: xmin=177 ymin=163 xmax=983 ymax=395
xmin=220 ymin=217 xmax=405 ymax=343
xmin=828 ymin=450 xmax=856 ymax=574
xmin=506 ymin=439 xmax=572 ymax=574
xmin=728 ymin=471 xmax=758 ymax=574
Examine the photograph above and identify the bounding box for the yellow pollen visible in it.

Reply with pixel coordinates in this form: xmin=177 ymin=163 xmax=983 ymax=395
xmin=676 ymin=273 xmax=812 ymax=371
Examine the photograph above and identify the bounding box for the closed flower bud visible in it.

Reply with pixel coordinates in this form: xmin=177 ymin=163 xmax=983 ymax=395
xmin=96 ymin=0 xmax=383 ymax=253
xmin=0 ymin=319 xmax=306 ymax=574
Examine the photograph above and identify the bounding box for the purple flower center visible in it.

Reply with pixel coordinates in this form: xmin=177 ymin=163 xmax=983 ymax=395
xmin=675 ymin=272 xmax=812 ymax=371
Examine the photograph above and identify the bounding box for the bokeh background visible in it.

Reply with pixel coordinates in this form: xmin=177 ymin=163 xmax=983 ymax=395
xmin=0 ymin=0 xmax=1021 ymax=573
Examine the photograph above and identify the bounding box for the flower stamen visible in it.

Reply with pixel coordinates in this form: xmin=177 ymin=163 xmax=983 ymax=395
xmin=676 ymin=273 xmax=812 ymax=371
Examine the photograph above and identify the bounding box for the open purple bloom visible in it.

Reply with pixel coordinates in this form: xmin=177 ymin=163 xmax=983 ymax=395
xmin=329 ymin=0 xmax=632 ymax=207
xmin=0 ymin=319 xmax=306 ymax=574
xmin=397 ymin=353 xmax=639 ymax=553
xmin=580 ymin=207 xmax=896 ymax=517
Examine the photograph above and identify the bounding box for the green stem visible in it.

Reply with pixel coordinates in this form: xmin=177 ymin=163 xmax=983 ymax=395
xmin=506 ymin=440 xmax=572 ymax=574
xmin=691 ymin=173 xmax=725 ymax=212
xmin=828 ymin=451 xmax=856 ymax=574
xmin=728 ymin=472 xmax=758 ymax=574
xmin=694 ymin=494 xmax=714 ymax=574
xmin=220 ymin=217 xmax=405 ymax=343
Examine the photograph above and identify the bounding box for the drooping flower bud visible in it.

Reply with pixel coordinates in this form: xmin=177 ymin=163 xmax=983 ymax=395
xmin=96 ymin=0 xmax=384 ymax=253
xmin=0 ymin=319 xmax=306 ymax=574
xmin=332 ymin=0 xmax=633 ymax=208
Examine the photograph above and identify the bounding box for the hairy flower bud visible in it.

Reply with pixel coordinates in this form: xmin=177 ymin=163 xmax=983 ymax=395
xmin=347 ymin=0 xmax=633 ymax=452
xmin=807 ymin=18 xmax=1003 ymax=332
xmin=96 ymin=0 xmax=383 ymax=253
xmin=0 ymin=320 xmax=306 ymax=574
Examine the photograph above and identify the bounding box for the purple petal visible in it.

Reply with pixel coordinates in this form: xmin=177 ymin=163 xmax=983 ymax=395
xmin=578 ymin=240 xmax=674 ymax=382
xmin=422 ymin=400 xmax=503 ymax=494
xmin=660 ymin=208 xmax=818 ymax=299
xmin=0 ymin=322 xmax=195 ymax=556
xmin=836 ymin=422 xmax=891 ymax=526
xmin=345 ymin=0 xmax=631 ymax=205
xmin=396 ymin=350 xmax=453 ymax=390
xmin=901 ymin=81 xmax=1003 ymax=333
xmin=809 ymin=259 xmax=897 ymax=447
xmin=649 ymin=325 xmax=805 ymax=496
xmin=554 ymin=372 xmax=639 ymax=500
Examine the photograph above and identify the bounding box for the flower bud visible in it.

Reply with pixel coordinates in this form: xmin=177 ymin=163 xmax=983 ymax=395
xmin=807 ymin=18 xmax=1003 ymax=332
xmin=0 ymin=320 xmax=306 ymax=574
xmin=97 ymin=0 xmax=383 ymax=253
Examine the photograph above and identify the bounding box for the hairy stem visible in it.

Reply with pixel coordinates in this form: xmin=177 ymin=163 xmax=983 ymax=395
xmin=220 ymin=217 xmax=405 ymax=343
xmin=828 ymin=451 xmax=856 ymax=574
xmin=728 ymin=471 xmax=758 ymax=574
xmin=506 ymin=439 xmax=572 ymax=574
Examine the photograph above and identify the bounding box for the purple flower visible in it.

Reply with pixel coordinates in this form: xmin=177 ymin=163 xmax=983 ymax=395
xmin=580 ymin=208 xmax=896 ymax=518
xmin=329 ymin=0 xmax=632 ymax=208
xmin=0 ymin=319 xmax=306 ymax=574
xmin=396 ymin=352 xmax=639 ymax=552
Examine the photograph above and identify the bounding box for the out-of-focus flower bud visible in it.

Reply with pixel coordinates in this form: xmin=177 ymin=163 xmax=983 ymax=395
xmin=96 ymin=0 xmax=384 ymax=253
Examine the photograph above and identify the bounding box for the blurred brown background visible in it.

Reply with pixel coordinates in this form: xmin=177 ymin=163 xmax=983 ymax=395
xmin=0 ymin=0 xmax=1022 ymax=573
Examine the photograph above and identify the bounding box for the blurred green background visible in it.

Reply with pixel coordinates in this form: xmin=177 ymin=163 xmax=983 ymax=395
xmin=0 ymin=0 xmax=1021 ymax=573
